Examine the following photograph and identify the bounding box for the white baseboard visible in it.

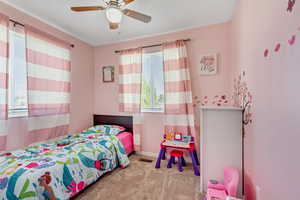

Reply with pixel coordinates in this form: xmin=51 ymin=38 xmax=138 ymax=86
xmin=135 ymin=151 xmax=158 ymax=158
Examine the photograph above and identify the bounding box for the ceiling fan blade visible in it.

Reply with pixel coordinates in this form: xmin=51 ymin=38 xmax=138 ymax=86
xmin=124 ymin=0 xmax=135 ymax=5
xmin=123 ymin=9 xmax=151 ymax=23
xmin=71 ymin=6 xmax=105 ymax=12
xmin=109 ymin=23 xmax=119 ymax=30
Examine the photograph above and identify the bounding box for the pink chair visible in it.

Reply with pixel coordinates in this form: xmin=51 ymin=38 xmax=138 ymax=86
xmin=206 ymin=166 xmax=239 ymax=200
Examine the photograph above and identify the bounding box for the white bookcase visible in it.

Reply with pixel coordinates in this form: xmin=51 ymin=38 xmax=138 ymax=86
xmin=199 ymin=106 xmax=243 ymax=196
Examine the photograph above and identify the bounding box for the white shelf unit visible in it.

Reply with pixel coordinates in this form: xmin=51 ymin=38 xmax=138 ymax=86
xmin=199 ymin=106 xmax=243 ymax=196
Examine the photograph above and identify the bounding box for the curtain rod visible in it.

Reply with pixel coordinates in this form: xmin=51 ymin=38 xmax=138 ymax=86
xmin=9 ymin=19 xmax=75 ymax=48
xmin=114 ymin=38 xmax=191 ymax=54
xmin=9 ymin=19 xmax=24 ymax=27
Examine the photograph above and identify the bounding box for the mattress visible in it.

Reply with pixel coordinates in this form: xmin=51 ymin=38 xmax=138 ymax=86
xmin=117 ymin=132 xmax=134 ymax=155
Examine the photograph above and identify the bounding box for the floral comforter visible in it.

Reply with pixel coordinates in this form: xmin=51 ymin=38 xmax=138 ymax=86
xmin=0 ymin=130 xmax=130 ymax=200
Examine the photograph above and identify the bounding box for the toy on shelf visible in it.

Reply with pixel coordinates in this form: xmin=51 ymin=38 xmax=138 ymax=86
xmin=155 ymin=132 xmax=200 ymax=176
xmin=206 ymin=166 xmax=240 ymax=200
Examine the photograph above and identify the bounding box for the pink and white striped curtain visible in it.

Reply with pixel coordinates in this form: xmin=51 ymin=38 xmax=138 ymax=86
xmin=0 ymin=14 xmax=9 ymax=150
xmin=25 ymin=26 xmax=71 ymax=143
xmin=119 ymin=48 xmax=143 ymax=151
xmin=119 ymin=48 xmax=142 ymax=113
xmin=163 ymin=40 xmax=195 ymax=137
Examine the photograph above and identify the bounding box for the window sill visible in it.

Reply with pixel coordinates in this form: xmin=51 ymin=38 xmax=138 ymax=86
xmin=8 ymin=110 xmax=28 ymax=118
xmin=141 ymin=108 xmax=164 ymax=113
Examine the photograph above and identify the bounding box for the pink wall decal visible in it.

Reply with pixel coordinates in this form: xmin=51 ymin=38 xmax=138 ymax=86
xmin=288 ymin=35 xmax=296 ymax=45
xmin=264 ymin=49 xmax=269 ymax=57
xmin=287 ymin=0 xmax=296 ymax=12
xmin=196 ymin=94 xmax=232 ymax=107
xmin=263 ymin=30 xmax=298 ymax=58
xmin=274 ymin=43 xmax=281 ymax=52
xmin=234 ymin=71 xmax=253 ymax=124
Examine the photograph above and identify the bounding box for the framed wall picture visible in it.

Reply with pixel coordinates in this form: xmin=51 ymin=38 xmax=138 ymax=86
xmin=102 ymin=66 xmax=114 ymax=82
xmin=199 ymin=54 xmax=218 ymax=75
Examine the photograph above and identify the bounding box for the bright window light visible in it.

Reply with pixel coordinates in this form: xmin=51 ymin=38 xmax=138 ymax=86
xmin=141 ymin=47 xmax=165 ymax=113
xmin=8 ymin=30 xmax=28 ymax=118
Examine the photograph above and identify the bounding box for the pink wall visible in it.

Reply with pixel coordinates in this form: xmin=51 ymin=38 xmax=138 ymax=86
xmin=94 ymin=23 xmax=233 ymax=154
xmin=0 ymin=2 xmax=95 ymax=150
xmin=231 ymin=0 xmax=300 ymax=199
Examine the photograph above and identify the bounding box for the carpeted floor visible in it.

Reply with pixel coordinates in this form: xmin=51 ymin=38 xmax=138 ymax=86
xmin=75 ymin=154 xmax=202 ymax=200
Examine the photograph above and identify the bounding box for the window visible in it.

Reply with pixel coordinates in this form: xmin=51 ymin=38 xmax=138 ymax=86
xmin=8 ymin=30 xmax=28 ymax=118
xmin=141 ymin=47 xmax=165 ymax=112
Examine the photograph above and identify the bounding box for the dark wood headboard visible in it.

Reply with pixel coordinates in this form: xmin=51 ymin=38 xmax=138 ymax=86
xmin=93 ymin=115 xmax=133 ymax=133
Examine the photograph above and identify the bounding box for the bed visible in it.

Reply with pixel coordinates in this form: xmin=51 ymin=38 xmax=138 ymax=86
xmin=94 ymin=115 xmax=134 ymax=156
xmin=0 ymin=115 xmax=134 ymax=200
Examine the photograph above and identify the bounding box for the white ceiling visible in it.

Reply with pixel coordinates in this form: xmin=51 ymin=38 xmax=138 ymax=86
xmin=2 ymin=0 xmax=237 ymax=46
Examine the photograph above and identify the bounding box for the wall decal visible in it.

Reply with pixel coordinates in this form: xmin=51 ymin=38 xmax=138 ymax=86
xmin=193 ymin=71 xmax=253 ymax=119
xmin=287 ymin=0 xmax=296 ymax=12
xmin=264 ymin=26 xmax=299 ymax=58
xmin=210 ymin=95 xmax=231 ymax=107
xmin=274 ymin=43 xmax=281 ymax=52
xmin=193 ymin=96 xmax=201 ymax=107
xmin=194 ymin=94 xmax=232 ymax=107
xmin=233 ymin=71 xmax=253 ymax=123
xmin=264 ymin=49 xmax=269 ymax=57
xmin=288 ymin=35 xmax=296 ymax=45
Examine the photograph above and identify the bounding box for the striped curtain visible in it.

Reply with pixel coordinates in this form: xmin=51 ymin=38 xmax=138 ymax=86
xmin=0 ymin=14 xmax=9 ymax=150
xmin=119 ymin=48 xmax=142 ymax=151
xmin=119 ymin=48 xmax=142 ymax=113
xmin=25 ymin=26 xmax=71 ymax=143
xmin=163 ymin=40 xmax=195 ymax=137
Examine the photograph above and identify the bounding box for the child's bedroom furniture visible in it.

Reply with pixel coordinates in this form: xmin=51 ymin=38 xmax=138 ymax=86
xmin=0 ymin=115 xmax=134 ymax=200
xmin=167 ymin=150 xmax=186 ymax=172
xmin=199 ymin=106 xmax=243 ymax=196
xmin=155 ymin=138 xmax=200 ymax=176
xmin=206 ymin=166 xmax=240 ymax=200
xmin=94 ymin=115 xmax=135 ymax=155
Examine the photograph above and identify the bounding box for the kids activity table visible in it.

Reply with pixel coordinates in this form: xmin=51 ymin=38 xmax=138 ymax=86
xmin=155 ymin=140 xmax=200 ymax=176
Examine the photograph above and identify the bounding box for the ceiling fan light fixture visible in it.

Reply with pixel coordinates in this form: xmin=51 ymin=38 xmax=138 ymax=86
xmin=106 ymin=7 xmax=123 ymax=24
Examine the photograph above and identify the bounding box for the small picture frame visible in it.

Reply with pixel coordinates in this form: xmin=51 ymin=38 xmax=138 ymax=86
xmin=102 ymin=66 xmax=114 ymax=83
xmin=199 ymin=54 xmax=218 ymax=75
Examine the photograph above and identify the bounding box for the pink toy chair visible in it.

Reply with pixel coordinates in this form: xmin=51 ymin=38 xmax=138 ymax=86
xmin=206 ymin=166 xmax=239 ymax=200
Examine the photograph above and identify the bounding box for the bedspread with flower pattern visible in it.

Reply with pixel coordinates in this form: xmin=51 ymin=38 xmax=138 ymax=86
xmin=0 ymin=130 xmax=129 ymax=200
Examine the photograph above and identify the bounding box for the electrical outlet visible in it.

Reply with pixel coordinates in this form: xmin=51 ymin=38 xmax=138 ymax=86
xmin=255 ymin=186 xmax=261 ymax=200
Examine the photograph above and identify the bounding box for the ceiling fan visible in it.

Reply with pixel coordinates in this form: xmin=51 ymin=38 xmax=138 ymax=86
xmin=71 ymin=0 xmax=152 ymax=30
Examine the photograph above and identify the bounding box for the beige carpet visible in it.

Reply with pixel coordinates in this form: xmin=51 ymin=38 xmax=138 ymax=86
xmin=75 ymin=154 xmax=202 ymax=200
